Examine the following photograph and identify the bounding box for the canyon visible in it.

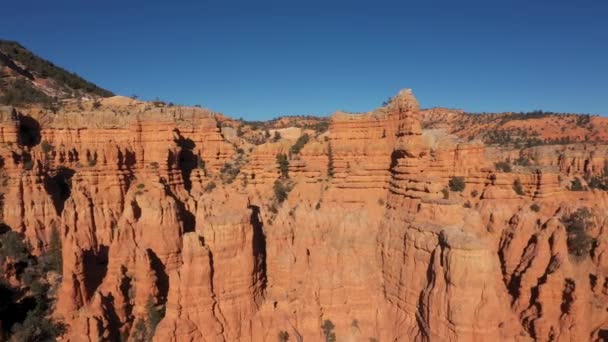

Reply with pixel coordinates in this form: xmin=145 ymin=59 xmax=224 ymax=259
xmin=0 ymin=87 xmax=608 ymax=341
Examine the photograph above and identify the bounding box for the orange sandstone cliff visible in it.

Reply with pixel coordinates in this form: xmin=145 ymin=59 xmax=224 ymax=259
xmin=1 ymin=89 xmax=608 ymax=341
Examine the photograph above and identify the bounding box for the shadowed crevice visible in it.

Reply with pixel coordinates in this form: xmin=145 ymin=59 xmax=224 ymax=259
xmin=173 ymin=129 xmax=197 ymax=192
xmin=44 ymin=167 xmax=75 ymax=215
xmin=83 ymin=245 xmax=109 ymax=299
xmin=17 ymin=114 xmax=40 ymax=147
xmin=147 ymin=249 xmax=169 ymax=304
xmin=249 ymin=205 xmax=267 ymax=294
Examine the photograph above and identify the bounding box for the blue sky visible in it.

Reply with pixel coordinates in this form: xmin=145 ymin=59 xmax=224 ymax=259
xmin=1 ymin=0 xmax=607 ymax=119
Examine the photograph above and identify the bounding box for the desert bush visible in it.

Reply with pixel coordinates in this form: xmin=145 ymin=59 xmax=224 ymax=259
xmin=273 ymin=180 xmax=290 ymax=203
xmin=44 ymin=227 xmax=62 ymax=274
xmin=513 ymin=155 xmax=531 ymax=166
xmin=327 ymin=143 xmax=334 ymax=177
xmin=276 ymin=153 xmax=289 ymax=179
xmin=0 ymin=79 xmax=53 ymax=106
xmin=570 ymin=177 xmax=584 ymax=191
xmin=220 ymin=162 xmax=240 ymax=184
xmin=40 ymin=141 xmax=54 ymax=155
xmin=561 ymin=207 xmax=595 ymax=260
xmin=495 ymin=161 xmax=512 ymax=172
xmin=0 ymin=231 xmax=29 ymax=264
xmin=321 ymin=319 xmax=336 ymax=342
xmin=448 ymin=177 xmax=466 ymax=192
xmin=290 ymin=133 xmax=310 ymax=155
xmin=146 ymin=296 xmax=165 ymax=335
xmin=273 ymin=131 xmax=281 ymax=142
xmin=530 ymin=203 xmax=541 ymax=212
xmin=204 ymin=181 xmax=216 ymax=193
xmin=513 ymin=178 xmax=525 ymax=195
xmin=587 ymin=176 xmax=608 ymax=190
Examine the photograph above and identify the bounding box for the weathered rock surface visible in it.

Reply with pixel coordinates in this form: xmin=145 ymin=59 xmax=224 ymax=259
xmin=1 ymin=90 xmax=608 ymax=341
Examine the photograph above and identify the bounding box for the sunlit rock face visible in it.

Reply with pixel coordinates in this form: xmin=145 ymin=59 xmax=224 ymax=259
xmin=2 ymin=90 xmax=608 ymax=341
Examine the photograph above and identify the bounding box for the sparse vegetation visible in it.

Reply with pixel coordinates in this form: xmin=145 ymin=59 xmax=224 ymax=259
xmin=146 ymin=296 xmax=165 ymax=336
xmin=561 ymin=207 xmax=596 ymax=260
xmin=321 ymin=319 xmax=337 ymax=342
xmin=0 ymin=78 xmax=54 ymax=106
xmin=39 ymin=141 xmax=55 ymax=165
xmin=277 ymin=153 xmax=289 ymax=179
xmin=495 ymin=161 xmax=512 ymax=172
xmin=220 ymin=162 xmax=240 ymax=184
xmin=513 ymin=155 xmax=531 ymax=167
xmin=0 ymin=228 xmax=65 ymax=340
xmin=196 ymin=155 xmax=207 ymax=175
xmin=570 ymin=177 xmax=584 ymax=191
xmin=308 ymin=121 xmax=329 ymax=134
xmin=204 ymin=181 xmax=217 ymax=193
xmin=586 ymin=164 xmax=608 ymax=191
xmin=273 ymin=131 xmax=282 ymax=142
xmin=23 ymin=158 xmax=34 ymax=171
xmin=327 ymin=143 xmax=334 ymax=177
xmin=530 ymin=203 xmax=541 ymax=212
xmin=513 ymin=178 xmax=525 ymax=195
xmin=290 ymin=133 xmax=310 ymax=155
xmin=0 ymin=39 xmax=113 ymax=97
xmin=448 ymin=176 xmax=466 ymax=192
xmin=278 ymin=331 xmax=290 ymax=342
xmin=0 ymin=230 xmax=29 ymax=264
xmin=45 ymin=227 xmax=62 ymax=274
xmin=273 ymin=180 xmax=290 ymax=204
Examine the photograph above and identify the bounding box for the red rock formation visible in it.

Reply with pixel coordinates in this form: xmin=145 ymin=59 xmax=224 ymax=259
xmin=1 ymin=90 xmax=608 ymax=341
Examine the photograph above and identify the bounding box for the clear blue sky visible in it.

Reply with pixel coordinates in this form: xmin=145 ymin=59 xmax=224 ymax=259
xmin=1 ymin=0 xmax=607 ymax=119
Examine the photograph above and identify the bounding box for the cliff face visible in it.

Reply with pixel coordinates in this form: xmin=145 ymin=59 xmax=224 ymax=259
xmin=1 ymin=91 xmax=608 ymax=341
